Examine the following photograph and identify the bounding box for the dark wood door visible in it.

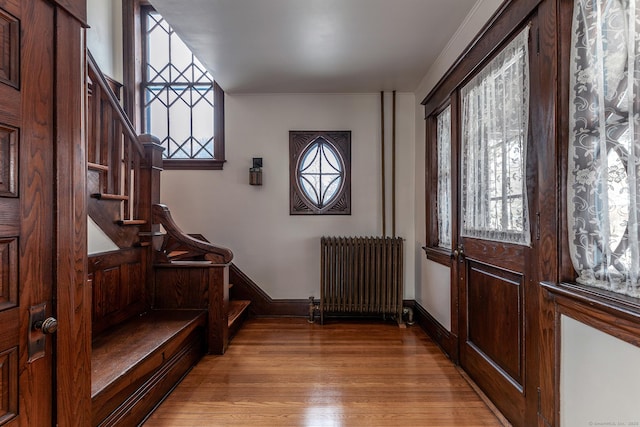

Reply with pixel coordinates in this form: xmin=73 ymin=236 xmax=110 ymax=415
xmin=0 ymin=0 xmax=55 ymax=424
xmin=455 ymin=22 xmax=536 ymax=426
xmin=457 ymin=238 xmax=528 ymax=424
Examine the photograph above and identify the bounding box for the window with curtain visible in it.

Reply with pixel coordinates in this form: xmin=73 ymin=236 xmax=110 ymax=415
xmin=568 ymin=0 xmax=640 ymax=298
xmin=460 ymin=27 xmax=531 ymax=245
xmin=437 ymin=106 xmax=452 ymax=249
xmin=142 ymin=6 xmax=225 ymax=169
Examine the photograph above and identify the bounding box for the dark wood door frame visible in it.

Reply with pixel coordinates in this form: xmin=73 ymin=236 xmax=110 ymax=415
xmin=54 ymin=2 xmax=91 ymax=425
xmin=0 ymin=1 xmax=88 ymax=424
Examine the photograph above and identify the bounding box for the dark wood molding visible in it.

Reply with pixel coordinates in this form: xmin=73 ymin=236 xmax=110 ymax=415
xmin=162 ymin=159 xmax=226 ymax=170
xmin=214 ymin=80 xmax=225 ymax=165
xmin=55 ymin=8 xmax=91 ymax=425
xmin=104 ymin=75 xmax=123 ymax=101
xmin=229 ymin=263 xmax=309 ymax=317
xmin=411 ymin=301 xmax=458 ymax=362
xmin=51 ymin=0 xmax=87 ymax=26
xmin=422 ymin=246 xmax=453 ymax=267
xmin=542 ymin=281 xmax=640 ymax=427
xmin=421 ymin=0 xmax=543 ymax=112
xmin=122 ymin=0 xmax=142 ymax=130
xmin=541 ymin=282 xmax=640 ymax=345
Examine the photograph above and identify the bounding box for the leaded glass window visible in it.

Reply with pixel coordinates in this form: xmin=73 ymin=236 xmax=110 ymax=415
xmin=142 ymin=7 xmax=224 ymax=168
xmin=290 ymin=131 xmax=351 ymax=215
xmin=298 ymin=140 xmax=344 ymax=207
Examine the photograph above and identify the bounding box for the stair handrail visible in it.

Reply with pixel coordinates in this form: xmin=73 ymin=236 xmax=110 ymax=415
xmin=87 ymin=50 xmax=145 ymax=157
xmin=153 ymin=204 xmax=234 ymax=264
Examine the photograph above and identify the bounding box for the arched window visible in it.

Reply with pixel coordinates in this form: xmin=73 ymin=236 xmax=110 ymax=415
xmin=290 ymin=131 xmax=351 ymax=215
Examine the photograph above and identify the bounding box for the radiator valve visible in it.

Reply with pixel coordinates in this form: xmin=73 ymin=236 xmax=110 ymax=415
xmin=402 ymin=306 xmax=415 ymax=326
xmin=308 ymin=296 xmax=319 ymax=323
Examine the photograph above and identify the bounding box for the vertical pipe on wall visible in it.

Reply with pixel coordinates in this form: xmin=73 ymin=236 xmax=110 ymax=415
xmin=380 ymin=91 xmax=386 ymax=236
xmin=392 ymin=90 xmax=397 ymax=238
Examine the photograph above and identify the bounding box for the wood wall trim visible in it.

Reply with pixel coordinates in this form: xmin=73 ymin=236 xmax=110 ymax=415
xmin=229 ymin=264 xmax=308 ymax=317
xmin=543 ymin=281 xmax=640 ymax=426
xmin=51 ymin=0 xmax=87 ymax=26
xmin=422 ymin=0 xmax=543 ymax=113
xmin=122 ymin=0 xmax=142 ymax=130
xmin=411 ymin=301 xmax=458 ymax=362
xmin=54 ymin=4 xmax=90 ymax=425
xmin=542 ymin=282 xmax=640 ymax=346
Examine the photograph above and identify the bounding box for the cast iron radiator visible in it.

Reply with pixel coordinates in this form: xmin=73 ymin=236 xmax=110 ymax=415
xmin=318 ymin=236 xmax=403 ymax=324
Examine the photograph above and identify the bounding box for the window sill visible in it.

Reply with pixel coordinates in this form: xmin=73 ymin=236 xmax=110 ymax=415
xmin=541 ymin=281 xmax=640 ymax=346
xmin=163 ymin=159 xmax=225 ymax=170
xmin=422 ymin=246 xmax=452 ymax=266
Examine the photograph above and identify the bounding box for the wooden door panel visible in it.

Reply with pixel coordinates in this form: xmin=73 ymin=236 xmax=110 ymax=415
xmin=0 ymin=346 xmax=18 ymax=424
xmin=466 ymin=261 xmax=523 ymax=385
xmin=0 ymin=237 xmax=17 ymax=311
xmin=0 ymin=125 xmax=17 ymax=196
xmin=0 ymin=4 xmax=22 ymax=424
xmin=0 ymin=7 xmax=19 ymax=88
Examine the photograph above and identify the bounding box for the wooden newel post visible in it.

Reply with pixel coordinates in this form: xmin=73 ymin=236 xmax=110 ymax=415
xmin=139 ymin=134 xmax=164 ymax=250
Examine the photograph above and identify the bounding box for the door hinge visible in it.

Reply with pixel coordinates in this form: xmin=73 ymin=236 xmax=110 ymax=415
xmin=536 ymin=212 xmax=541 ymax=240
xmin=536 ymin=28 xmax=540 ymax=54
xmin=537 ymin=387 xmax=541 ymax=412
xmin=538 ymin=386 xmax=553 ymax=426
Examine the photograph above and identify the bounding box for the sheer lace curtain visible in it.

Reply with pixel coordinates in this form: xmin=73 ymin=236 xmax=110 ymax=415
xmin=568 ymin=0 xmax=640 ymax=298
xmin=437 ymin=106 xmax=452 ymax=249
xmin=460 ymin=27 xmax=531 ymax=246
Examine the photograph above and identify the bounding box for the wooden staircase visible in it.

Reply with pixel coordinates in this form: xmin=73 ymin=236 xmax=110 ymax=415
xmin=152 ymin=204 xmax=252 ymax=350
xmin=86 ymin=51 xmax=250 ymax=425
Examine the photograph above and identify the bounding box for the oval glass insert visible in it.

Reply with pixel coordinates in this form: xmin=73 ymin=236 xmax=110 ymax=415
xmin=298 ymin=138 xmax=344 ymax=208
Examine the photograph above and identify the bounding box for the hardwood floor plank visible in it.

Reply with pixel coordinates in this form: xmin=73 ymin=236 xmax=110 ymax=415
xmin=144 ymin=318 xmax=504 ymax=427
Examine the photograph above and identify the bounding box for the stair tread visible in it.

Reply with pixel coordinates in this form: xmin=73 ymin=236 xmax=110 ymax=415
xmin=92 ymin=193 xmax=129 ymax=201
xmin=228 ymin=300 xmax=251 ymax=328
xmin=91 ymin=310 xmax=206 ymax=399
xmin=88 ymin=162 xmax=109 ymax=172
xmin=116 ymin=219 xmax=147 ymax=226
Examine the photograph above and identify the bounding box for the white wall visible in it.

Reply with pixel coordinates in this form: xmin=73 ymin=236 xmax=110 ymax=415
xmin=87 ymin=0 xmax=123 ymax=81
xmin=561 ymin=316 xmax=640 ymax=426
xmin=413 ymin=0 xmax=503 ymax=330
xmin=88 ymin=217 xmax=118 ymax=255
xmin=161 ymin=93 xmax=416 ymax=300
xmin=86 ymin=0 xmax=123 ymax=253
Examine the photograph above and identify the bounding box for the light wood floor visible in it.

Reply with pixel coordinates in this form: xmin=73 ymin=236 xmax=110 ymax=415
xmin=143 ymin=318 xmax=504 ymax=427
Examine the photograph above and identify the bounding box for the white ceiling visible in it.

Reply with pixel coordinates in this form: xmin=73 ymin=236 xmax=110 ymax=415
xmin=150 ymin=0 xmax=479 ymax=93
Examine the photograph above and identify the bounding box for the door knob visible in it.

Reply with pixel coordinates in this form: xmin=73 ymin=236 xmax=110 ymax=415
xmin=33 ymin=317 xmax=58 ymax=334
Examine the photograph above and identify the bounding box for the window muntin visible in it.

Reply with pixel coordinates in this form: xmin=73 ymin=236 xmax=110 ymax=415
xmin=290 ymin=131 xmax=351 ymax=215
xmin=298 ymin=139 xmax=344 ymax=208
xmin=460 ymin=26 xmax=531 ymax=246
xmin=142 ymin=7 xmax=224 ymax=167
xmin=568 ymin=0 xmax=640 ymax=297
xmin=436 ymin=106 xmax=452 ymax=249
